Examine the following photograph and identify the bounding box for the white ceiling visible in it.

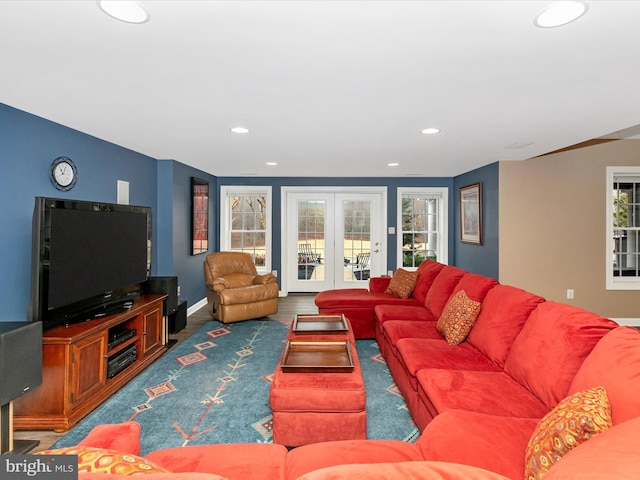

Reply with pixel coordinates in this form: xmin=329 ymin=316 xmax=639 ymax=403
xmin=1 ymin=1 xmax=639 ymax=178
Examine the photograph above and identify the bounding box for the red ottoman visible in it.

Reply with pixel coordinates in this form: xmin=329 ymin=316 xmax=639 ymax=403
xmin=269 ymin=318 xmax=367 ymax=447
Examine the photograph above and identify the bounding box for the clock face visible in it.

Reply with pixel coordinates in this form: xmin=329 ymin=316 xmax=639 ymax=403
xmin=50 ymin=157 xmax=77 ymax=191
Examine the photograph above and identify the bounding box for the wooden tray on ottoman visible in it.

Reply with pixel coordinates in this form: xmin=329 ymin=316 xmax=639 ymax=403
xmin=292 ymin=314 xmax=348 ymax=335
xmin=281 ymin=340 xmax=355 ymax=373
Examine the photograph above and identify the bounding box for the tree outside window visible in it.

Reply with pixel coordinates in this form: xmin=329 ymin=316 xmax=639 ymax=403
xmin=230 ymin=194 xmax=267 ymax=268
xmin=221 ymin=186 xmax=271 ymax=273
xmin=398 ymin=188 xmax=447 ymax=269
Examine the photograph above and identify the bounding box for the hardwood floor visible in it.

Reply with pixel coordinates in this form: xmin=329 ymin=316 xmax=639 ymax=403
xmin=14 ymin=293 xmax=318 ymax=453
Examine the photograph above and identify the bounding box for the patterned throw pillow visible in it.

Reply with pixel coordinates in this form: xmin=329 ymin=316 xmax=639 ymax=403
xmin=37 ymin=446 xmax=170 ymax=475
xmin=524 ymin=386 xmax=613 ymax=480
xmin=436 ymin=290 xmax=482 ymax=345
xmin=385 ymin=269 xmax=419 ymax=299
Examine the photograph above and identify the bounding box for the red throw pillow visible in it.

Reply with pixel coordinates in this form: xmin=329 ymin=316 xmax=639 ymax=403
xmin=385 ymin=269 xmax=419 ymax=299
xmin=37 ymin=447 xmax=170 ymax=475
xmin=524 ymin=386 xmax=613 ymax=480
xmin=436 ymin=290 xmax=482 ymax=345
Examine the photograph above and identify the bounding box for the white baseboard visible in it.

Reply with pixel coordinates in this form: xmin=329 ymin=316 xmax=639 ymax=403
xmin=186 ymin=292 xmax=287 ymax=316
xmin=187 ymin=298 xmax=208 ymax=317
xmin=612 ymin=318 xmax=640 ymax=327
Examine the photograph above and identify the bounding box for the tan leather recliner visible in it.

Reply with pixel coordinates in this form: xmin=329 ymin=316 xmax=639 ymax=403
xmin=203 ymin=252 xmax=279 ymax=323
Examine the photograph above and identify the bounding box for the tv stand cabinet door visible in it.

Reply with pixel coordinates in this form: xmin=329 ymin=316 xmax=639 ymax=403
xmin=70 ymin=332 xmax=107 ymax=409
xmin=141 ymin=305 xmax=163 ymax=356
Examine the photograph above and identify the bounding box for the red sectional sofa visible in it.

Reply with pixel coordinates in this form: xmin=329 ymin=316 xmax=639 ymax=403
xmin=48 ymin=260 xmax=640 ymax=479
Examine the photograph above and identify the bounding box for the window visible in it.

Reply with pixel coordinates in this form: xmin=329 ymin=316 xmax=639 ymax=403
xmin=607 ymin=167 xmax=640 ymax=290
xmin=398 ymin=188 xmax=448 ymax=269
xmin=221 ymin=186 xmax=272 ymax=273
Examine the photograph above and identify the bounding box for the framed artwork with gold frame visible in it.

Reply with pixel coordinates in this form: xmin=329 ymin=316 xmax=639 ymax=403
xmin=191 ymin=177 xmax=209 ymax=255
xmin=460 ymin=183 xmax=482 ymax=245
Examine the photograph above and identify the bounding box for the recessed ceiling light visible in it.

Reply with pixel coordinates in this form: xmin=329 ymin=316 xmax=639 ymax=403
xmin=266 ymin=162 xmax=278 ymax=166
xmin=230 ymin=127 xmax=250 ymax=134
xmin=388 ymin=162 xmax=400 ymax=167
xmin=534 ymin=1 xmax=589 ymax=28
xmin=420 ymin=128 xmax=441 ymax=135
xmin=97 ymin=1 xmax=150 ymax=24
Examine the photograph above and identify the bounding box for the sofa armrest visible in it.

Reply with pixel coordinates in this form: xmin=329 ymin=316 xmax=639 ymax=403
xmin=369 ymin=276 xmax=392 ymax=293
xmin=77 ymin=422 xmax=142 ymax=456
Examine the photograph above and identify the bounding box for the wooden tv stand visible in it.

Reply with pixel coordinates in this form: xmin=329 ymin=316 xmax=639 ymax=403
xmin=13 ymin=294 xmax=167 ymax=431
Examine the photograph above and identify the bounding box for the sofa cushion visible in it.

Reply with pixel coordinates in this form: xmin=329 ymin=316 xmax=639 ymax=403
xmin=296 ymin=461 xmax=511 ymax=480
xmin=417 ymin=369 xmax=549 ymax=418
xmin=524 ymin=386 xmax=613 ymax=480
xmin=374 ymin=305 xmax=436 ymax=325
xmin=146 ymin=444 xmax=288 ymax=480
xmin=450 ymin=272 xmax=498 ymax=303
xmin=315 ymin=289 xmax=421 ymax=309
xmin=385 ymin=268 xmax=419 ymax=298
xmin=417 ymin=410 xmax=539 ymax=480
xmin=78 ymin=421 xmax=142 ymax=456
xmin=504 ymin=302 xmax=617 ymax=410
xmin=437 ymin=290 xmax=482 ymax=345
xmin=38 ymin=446 xmax=170 ymax=474
xmin=285 ymin=439 xmax=423 ymax=480
xmin=544 ymin=415 xmax=640 ymax=480
xmin=382 ymin=320 xmax=441 ymax=352
xmin=79 ymin=474 xmax=229 ymax=480
xmin=424 ymin=265 xmax=466 ymax=318
xmin=466 ymin=285 xmax=545 ymax=368
xmin=316 ymin=288 xmax=422 ymax=338
xmin=396 ymin=338 xmax=499 ymax=391
xmin=569 ymin=326 xmax=640 ymax=425
xmin=410 ymin=260 xmax=446 ymax=303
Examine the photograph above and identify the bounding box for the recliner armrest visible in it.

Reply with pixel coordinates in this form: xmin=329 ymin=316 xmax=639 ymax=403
xmin=212 ymin=277 xmax=230 ymax=292
xmin=253 ymin=273 xmax=276 ymax=285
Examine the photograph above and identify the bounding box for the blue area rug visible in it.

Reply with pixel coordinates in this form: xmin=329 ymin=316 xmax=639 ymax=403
xmin=52 ymin=319 xmax=418 ymax=455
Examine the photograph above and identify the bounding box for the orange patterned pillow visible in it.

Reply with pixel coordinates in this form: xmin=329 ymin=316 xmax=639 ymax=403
xmin=385 ymin=269 xmax=419 ymax=299
xmin=38 ymin=446 xmax=170 ymax=475
xmin=524 ymin=386 xmax=613 ymax=480
xmin=436 ymin=290 xmax=481 ymax=345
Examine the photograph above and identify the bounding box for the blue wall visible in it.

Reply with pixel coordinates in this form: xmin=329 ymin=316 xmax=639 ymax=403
xmin=1 ymin=102 xmax=499 ymax=322
xmin=157 ymin=160 xmax=218 ymax=309
xmin=453 ymin=162 xmax=499 ymax=279
xmin=0 ymin=104 xmax=218 ymax=322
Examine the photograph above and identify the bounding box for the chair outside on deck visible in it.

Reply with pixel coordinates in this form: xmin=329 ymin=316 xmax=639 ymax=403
xmin=203 ymin=252 xmax=278 ymax=323
xmin=297 ymin=243 xmax=321 ymax=280
xmin=352 ymin=252 xmax=370 ymax=280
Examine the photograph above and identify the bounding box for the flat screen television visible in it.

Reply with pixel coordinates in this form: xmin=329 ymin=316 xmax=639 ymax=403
xmin=29 ymin=197 xmax=152 ymax=331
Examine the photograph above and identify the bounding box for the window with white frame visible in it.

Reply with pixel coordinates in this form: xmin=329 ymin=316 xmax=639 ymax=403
xmin=398 ymin=188 xmax=448 ymax=269
xmin=220 ymin=186 xmax=272 ymax=273
xmin=607 ymin=167 xmax=640 ymax=290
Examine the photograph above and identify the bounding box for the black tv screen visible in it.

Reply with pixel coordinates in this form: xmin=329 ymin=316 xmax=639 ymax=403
xmin=30 ymin=197 xmax=152 ymax=330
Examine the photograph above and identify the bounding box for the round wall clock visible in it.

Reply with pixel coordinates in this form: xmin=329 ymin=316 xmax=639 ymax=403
xmin=50 ymin=156 xmax=77 ymax=191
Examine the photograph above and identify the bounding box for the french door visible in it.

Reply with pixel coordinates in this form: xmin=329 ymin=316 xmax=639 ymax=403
xmin=283 ymin=188 xmax=386 ymax=293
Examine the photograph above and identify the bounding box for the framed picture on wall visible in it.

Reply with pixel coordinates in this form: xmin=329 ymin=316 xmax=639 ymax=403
xmin=191 ymin=177 xmax=209 ymax=255
xmin=460 ymin=182 xmax=482 ymax=245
